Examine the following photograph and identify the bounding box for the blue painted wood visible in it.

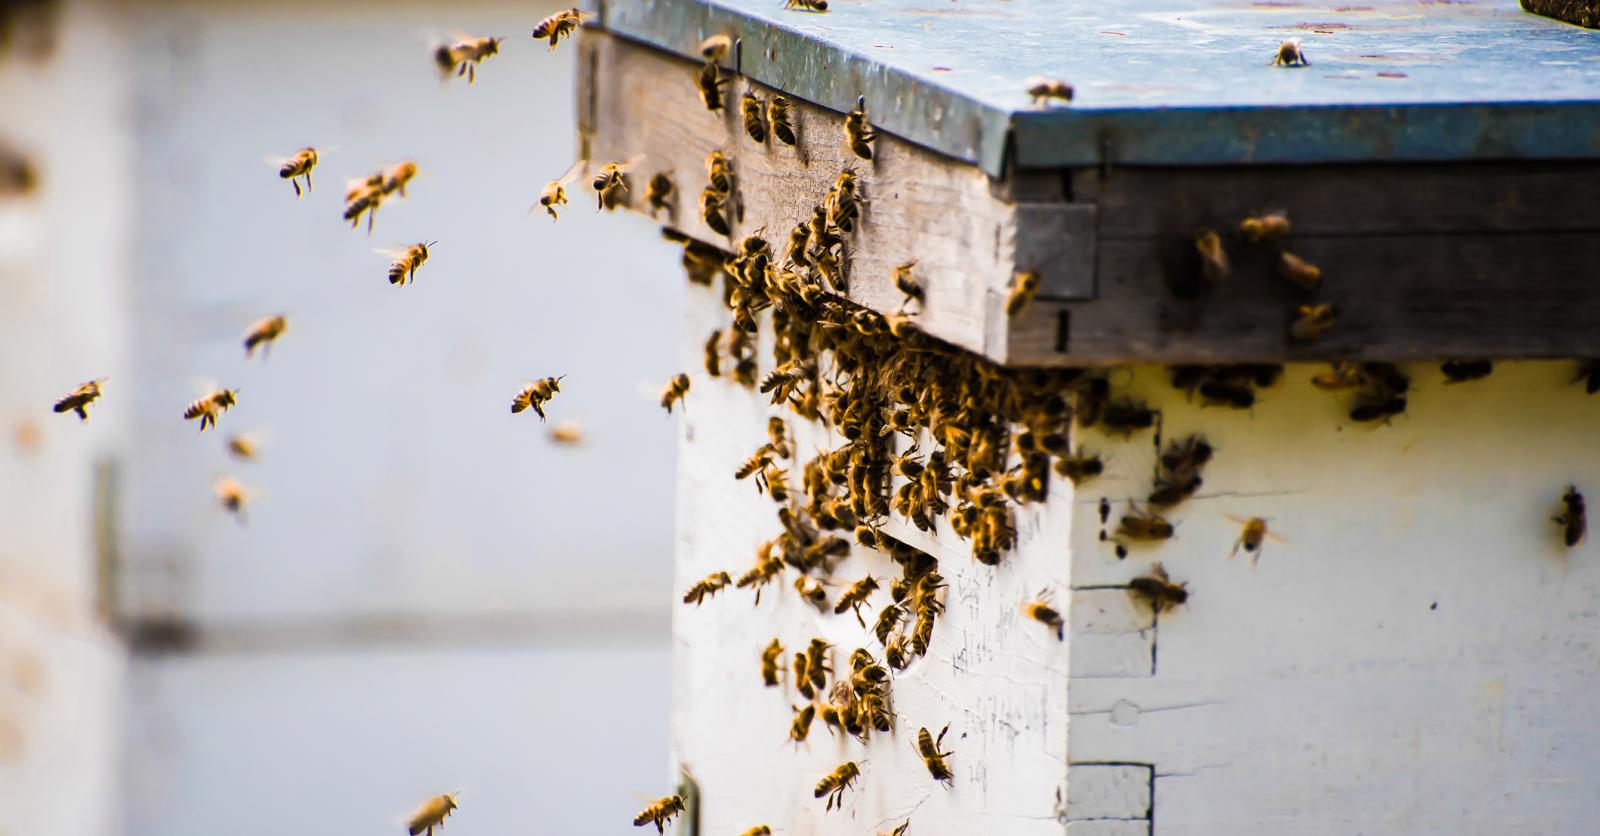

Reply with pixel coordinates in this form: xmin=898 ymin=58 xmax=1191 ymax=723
xmin=593 ymin=0 xmax=1600 ymax=175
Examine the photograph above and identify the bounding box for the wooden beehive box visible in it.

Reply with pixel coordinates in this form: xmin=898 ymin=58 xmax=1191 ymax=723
xmin=579 ymin=1 xmax=1600 ymax=832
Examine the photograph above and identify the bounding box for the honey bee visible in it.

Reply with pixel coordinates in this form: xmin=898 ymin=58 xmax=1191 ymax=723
xmin=742 ymin=90 xmax=769 ymax=143
xmin=511 ymin=376 xmax=564 ymax=421
xmin=1441 ymin=359 xmax=1493 ymax=383
xmin=1053 ymin=450 xmax=1103 ymax=484
xmin=683 ymin=571 xmax=732 ymax=605
xmin=343 ymin=178 xmax=384 ymax=234
xmin=795 ymin=576 xmax=829 ymax=611
xmin=881 ymin=822 xmax=911 ymax=836
xmin=661 ymin=373 xmax=691 ymax=413
xmin=276 ymin=147 xmax=318 ymax=197
xmin=593 ymin=160 xmax=634 ymax=211
xmin=1100 ymin=400 xmax=1155 ymax=435
xmin=760 ymin=638 xmax=785 ymax=686
xmin=1239 ymin=210 xmax=1291 ymax=243
xmin=531 ymin=8 xmax=589 ymax=49
xmin=1026 ymin=77 xmax=1074 ymax=107
xmin=434 ymin=35 xmax=502 ymax=84
xmin=834 ymin=576 xmax=878 ymax=626
xmin=1007 ymin=270 xmax=1040 ymax=317
xmin=843 ymin=96 xmax=876 ymax=160
xmin=916 ymin=724 xmax=954 ymax=784
xmin=872 ymin=601 xmax=906 ymax=646
xmin=740 ymin=827 xmax=773 ymax=836
xmin=768 ymin=95 xmax=798 ymax=145
xmin=786 ymin=0 xmax=829 ymax=11
xmin=892 ymin=260 xmax=923 ymax=308
xmin=381 ymin=242 xmax=434 ymax=286
xmin=632 ymin=794 xmax=685 ymax=834
xmin=700 ymin=188 xmax=732 ymax=237
xmin=1194 ymin=229 xmax=1230 ymax=285
xmin=53 ymin=378 xmax=106 ymax=421
xmin=1290 ymin=303 xmax=1337 ymax=343
xmin=794 ymin=652 xmax=816 ymax=700
xmin=1276 ymin=251 xmax=1323 ymax=291
xmin=407 ymin=793 xmax=459 ymax=836
xmin=534 ymin=159 xmax=585 ymax=220
xmin=1021 ymin=591 xmax=1064 ymax=640
xmin=1555 ymin=486 xmax=1586 ymax=548
xmin=789 ymin=703 xmax=816 ymax=743
xmin=380 ymin=161 xmax=419 ymax=198
xmin=646 ymin=172 xmax=674 ymax=217
xmin=697 ymin=61 xmax=732 ymax=111
xmin=214 ymin=476 xmax=251 ymax=521
xmin=699 ymin=330 xmax=724 ymax=377
xmin=1226 ymin=514 xmax=1284 ymax=564
xmin=184 ymin=388 xmax=238 ymax=433
xmin=1310 ymin=361 xmax=1364 ymax=391
xmin=814 ymin=761 xmax=860 ymax=811
xmin=1116 ymin=502 xmax=1174 ymax=542
xmin=242 ymin=314 xmax=287 ymax=358
xmin=1272 ymin=37 xmax=1310 ymax=67
xmin=1197 ymin=379 xmax=1254 ymax=411
xmin=699 ymin=34 xmax=733 ymax=62
xmin=1349 ymin=392 xmax=1407 ymax=424
xmin=736 ymin=447 xmax=774 ymax=487
xmin=226 ymin=433 xmax=260 ymax=461
xmin=884 ymin=635 xmax=911 ymax=670
xmin=548 ymin=421 xmax=585 ymax=445
xmin=1573 ymin=360 xmax=1600 ymax=395
xmin=1128 ymin=563 xmax=1188 ymax=614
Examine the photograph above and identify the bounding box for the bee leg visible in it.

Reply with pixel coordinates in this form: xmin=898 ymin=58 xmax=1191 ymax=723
xmin=75 ymin=406 xmax=87 ymax=421
xmin=305 ymin=170 xmax=312 ymax=192
xmin=367 ymin=207 xmax=376 ymax=236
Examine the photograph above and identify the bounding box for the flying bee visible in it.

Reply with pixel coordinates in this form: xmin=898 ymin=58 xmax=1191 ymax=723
xmin=1007 ymin=270 xmax=1041 ymax=317
xmin=1194 ymin=228 xmax=1230 ymax=285
xmin=531 ymin=8 xmax=589 ymax=49
xmin=1054 ymin=450 xmax=1103 ymax=484
xmin=408 ymin=793 xmax=460 ymax=836
xmin=1226 ymin=514 xmax=1285 ymax=565
xmin=183 ymin=388 xmax=238 ymax=433
xmin=510 ymin=375 xmax=565 ymax=421
xmin=546 ymin=421 xmax=584 ymax=445
xmin=1276 ymin=251 xmax=1323 ymax=291
xmin=242 ymin=314 xmax=287 ymax=358
xmin=1441 ymin=359 xmax=1493 ymax=383
xmin=1272 ymin=37 xmax=1310 ymax=67
xmin=1555 ymin=486 xmax=1586 ymax=548
xmin=795 ymin=576 xmax=829 ymax=612
xmin=1026 ymin=77 xmax=1074 ymax=107
xmin=226 ymin=433 xmax=260 ymax=461
xmin=53 ymin=378 xmax=106 ymax=422
xmin=380 ymin=160 xmax=418 ymax=197
xmin=736 ymin=448 xmax=773 ymax=489
xmin=699 ymin=33 xmax=733 ymax=61
xmin=700 ymin=188 xmax=732 ymax=236
xmin=917 ymin=724 xmax=955 ymax=784
xmin=741 ymin=90 xmax=769 ymax=143
xmin=892 ymin=260 xmax=923 ymax=309
xmin=213 ymin=476 xmax=251 ymax=522
xmin=1117 ymin=502 xmax=1174 ymax=542
xmin=843 ymin=96 xmax=876 ymax=160
xmin=1290 ymin=303 xmax=1337 ymax=343
xmin=834 ymin=576 xmax=879 ymax=627
xmin=683 ymin=571 xmax=733 ymax=605
xmin=1021 ymin=591 xmax=1064 ymax=640
xmin=697 ymin=61 xmax=732 ymax=111
xmin=815 ymin=761 xmax=861 ymax=811
xmin=1128 ymin=563 xmax=1188 ymax=614
xmin=740 ymin=827 xmax=773 ymax=836
xmin=768 ymin=95 xmax=798 ymax=145
xmin=632 ymin=795 xmax=685 ymax=834
xmin=379 ymin=242 xmax=434 ymax=286
xmin=786 ymin=0 xmax=830 ymax=11
xmin=534 ymin=159 xmax=585 ymax=220
xmin=434 ymin=35 xmax=502 ymax=83
xmin=761 ymin=638 xmax=785 ymax=686
xmin=592 ymin=160 xmax=634 ymax=211
xmin=275 ymin=147 xmax=318 ymax=197
xmin=1239 ymin=210 xmax=1291 ymax=243
xmin=343 ymin=178 xmax=384 ymax=234
xmin=789 ymin=703 xmax=816 ymax=744
xmin=645 ymin=172 xmax=674 ymax=217
xmin=660 ymin=373 xmax=691 ymax=414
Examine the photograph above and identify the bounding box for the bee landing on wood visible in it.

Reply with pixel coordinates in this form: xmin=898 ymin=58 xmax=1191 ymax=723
xmin=1129 ymin=563 xmax=1188 ymax=614
xmin=1271 ymin=37 xmax=1310 ymax=67
xmin=843 ymin=96 xmax=876 ymax=160
xmin=1027 ymin=77 xmax=1074 ymax=107
xmin=916 ymin=724 xmax=955 ymax=784
xmin=407 ymin=793 xmax=459 ymax=836
xmin=275 ymin=147 xmax=318 ymax=196
xmin=1007 ymin=270 xmax=1040 ymax=317
xmin=1555 ymin=486 xmax=1586 ymax=548
xmin=741 ymin=89 xmax=769 ymax=143
xmin=892 ymin=260 xmax=923 ymax=310
xmin=697 ymin=61 xmax=733 ymax=111
xmin=380 ymin=242 xmax=434 ymax=286
xmin=53 ymin=378 xmax=106 ymax=422
xmin=531 ymin=8 xmax=590 ymax=50
xmin=768 ymin=95 xmax=798 ymax=145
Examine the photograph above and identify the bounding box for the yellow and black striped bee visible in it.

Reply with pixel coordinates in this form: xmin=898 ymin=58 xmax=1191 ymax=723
xmin=761 ymin=638 xmax=784 ymax=686
xmin=535 ymin=159 xmax=585 ymax=220
xmin=833 ymin=576 xmax=878 ymax=626
xmin=785 ymin=0 xmax=829 ymax=11
xmin=1129 ymin=563 xmax=1188 ymax=614
xmin=1026 ymin=77 xmax=1074 ymax=107
xmin=53 ymin=378 xmax=106 ymax=422
xmin=511 ymin=376 xmax=564 ymax=421
xmin=434 ymin=35 xmax=502 ymax=84
xmin=683 ymin=571 xmax=732 ymax=605
xmin=243 ymin=314 xmax=287 ymax=358
xmin=697 ymin=61 xmax=732 ymax=111
xmin=789 ymin=703 xmax=815 ymax=744
xmin=407 ymin=793 xmax=459 ymax=836
xmin=531 ymin=8 xmax=590 ymax=50
xmin=1272 ymin=37 xmax=1310 ymax=67
xmin=632 ymin=795 xmax=685 ymax=834
xmin=814 ymin=761 xmax=860 ymax=811
xmin=183 ymin=388 xmax=238 ymax=433
xmin=276 ymin=147 xmax=318 ymax=197
xmin=843 ymin=96 xmax=876 ymax=160
xmin=661 ymin=373 xmax=692 ymax=413
xmin=592 ymin=160 xmax=634 ymax=211
xmin=741 ymin=90 xmax=769 ymax=143
xmin=768 ymin=95 xmax=798 ymax=145
xmin=916 ymin=724 xmax=955 ymax=784
xmin=1021 ymin=592 xmax=1064 ymax=640
xmin=381 ymin=242 xmax=434 ymax=286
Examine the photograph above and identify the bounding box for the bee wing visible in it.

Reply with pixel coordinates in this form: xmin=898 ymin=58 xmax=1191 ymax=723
xmin=1221 ymin=512 xmax=1250 ymax=526
xmin=1264 ymin=529 xmax=1289 ymax=545
xmin=188 ymin=377 xmax=222 ymax=397
xmin=373 ymin=247 xmax=410 ymax=258
xmin=556 ymin=158 xmax=587 ymax=185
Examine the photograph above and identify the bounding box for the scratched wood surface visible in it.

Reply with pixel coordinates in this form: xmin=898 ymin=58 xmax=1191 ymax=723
xmin=666 ymin=278 xmax=1072 ymax=835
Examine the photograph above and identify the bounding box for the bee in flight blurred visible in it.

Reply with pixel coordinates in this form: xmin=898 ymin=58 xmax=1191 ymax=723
xmin=270 ymin=147 xmax=320 ymax=197
xmin=344 ymin=160 xmax=418 ymax=234
xmin=242 ymin=314 xmax=287 ymax=359
xmin=53 ymin=378 xmax=107 ymax=422
xmin=531 ymin=8 xmax=592 ymax=50
xmin=183 ymin=385 xmax=238 ymax=433
xmin=378 ymin=242 xmax=434 ymax=286
xmin=226 ymin=433 xmax=260 ymax=462
xmin=433 ymin=34 xmax=502 ymax=84
xmin=511 ymin=376 xmax=565 ymax=421
xmin=213 ymin=476 xmax=252 ymax=523
xmin=407 ymin=793 xmax=459 ymax=836
xmin=535 ymin=159 xmax=586 ymax=220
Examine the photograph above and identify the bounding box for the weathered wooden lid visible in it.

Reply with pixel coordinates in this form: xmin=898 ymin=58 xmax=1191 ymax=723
xmin=592 ymin=0 xmax=1600 ymax=177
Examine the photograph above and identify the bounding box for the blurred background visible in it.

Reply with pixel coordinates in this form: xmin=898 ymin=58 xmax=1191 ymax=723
xmin=0 ymin=0 xmax=678 ymax=833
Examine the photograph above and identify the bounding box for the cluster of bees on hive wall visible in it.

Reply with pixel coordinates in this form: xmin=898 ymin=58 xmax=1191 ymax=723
xmin=36 ymin=5 xmax=1593 ymax=834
